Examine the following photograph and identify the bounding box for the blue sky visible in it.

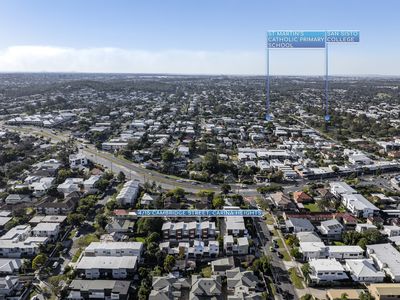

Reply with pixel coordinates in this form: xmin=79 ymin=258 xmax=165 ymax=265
xmin=0 ymin=0 xmax=399 ymax=75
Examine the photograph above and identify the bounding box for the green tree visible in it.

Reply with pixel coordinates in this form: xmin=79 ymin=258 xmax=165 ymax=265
xmin=212 ymin=195 xmax=225 ymax=209
xmin=95 ymin=214 xmax=109 ymax=230
xmin=221 ymin=184 xmax=231 ymax=194
xmin=290 ymin=247 xmax=302 ymax=259
xmin=285 ymin=235 xmax=299 ymax=247
xmin=301 ymin=263 xmax=311 ymax=282
xmin=67 ymin=213 xmax=85 ymax=226
xmin=94 ymin=178 xmax=110 ymax=192
xmin=203 ymin=152 xmax=219 ymax=173
xmin=146 ymin=232 xmax=160 ymax=244
xmin=164 ymin=254 xmax=176 ymax=272
xmin=161 ymin=150 xmax=174 ymax=162
xmin=117 ymin=171 xmax=126 ymax=182
xmin=136 ymin=218 xmax=163 ymax=235
xmin=32 ymin=253 xmax=48 ymax=269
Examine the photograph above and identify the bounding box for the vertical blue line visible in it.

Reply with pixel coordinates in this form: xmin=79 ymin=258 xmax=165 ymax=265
xmin=266 ymin=34 xmax=270 ymax=121
xmin=325 ymin=31 xmax=329 ymax=121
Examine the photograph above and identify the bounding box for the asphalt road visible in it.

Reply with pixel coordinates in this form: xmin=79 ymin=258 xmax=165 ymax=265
xmin=4 ymin=124 xmax=263 ymax=195
xmin=255 ymin=217 xmax=297 ymax=300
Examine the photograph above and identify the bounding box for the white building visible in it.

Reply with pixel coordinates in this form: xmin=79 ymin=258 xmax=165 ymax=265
xmin=329 ymin=181 xmax=357 ymax=198
xmin=76 ymin=256 xmax=138 ymax=279
xmin=367 ymin=243 xmax=400 ymax=282
xmin=116 ymin=180 xmax=140 ymax=206
xmin=69 ymin=153 xmax=88 ymax=168
xmin=309 ymin=259 xmax=348 ymax=284
xmin=57 ymin=178 xmax=84 ymax=195
xmin=327 ymin=245 xmax=364 ymax=260
xmin=29 ymin=177 xmax=54 ymax=196
xmin=0 ymin=276 xmax=20 ymax=298
xmin=345 ymin=259 xmax=385 ymax=283
xmin=341 ymin=193 xmax=379 ymax=218
xmin=383 ymin=225 xmax=400 ymax=237
xmin=299 ymin=242 xmax=328 ymax=260
xmin=32 ymin=223 xmax=60 ymax=241
xmin=83 ymin=175 xmax=101 ymax=193
xmin=84 ymin=242 xmax=143 ymax=259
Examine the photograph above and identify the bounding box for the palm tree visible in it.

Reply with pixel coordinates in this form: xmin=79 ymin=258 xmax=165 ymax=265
xmin=301 ymin=263 xmax=311 ymax=283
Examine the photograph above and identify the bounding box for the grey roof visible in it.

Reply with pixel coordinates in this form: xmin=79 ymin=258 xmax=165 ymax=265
xmin=346 ymin=259 xmax=385 ymax=279
xmin=286 ymin=218 xmax=315 ymax=231
xmin=76 ymin=256 xmax=137 ymax=270
xmin=367 ymin=243 xmax=400 ymax=277
xmin=69 ymin=279 xmax=130 ymax=294
xmin=190 ymin=275 xmax=222 ymax=298
xmin=296 ymin=232 xmax=322 ymax=243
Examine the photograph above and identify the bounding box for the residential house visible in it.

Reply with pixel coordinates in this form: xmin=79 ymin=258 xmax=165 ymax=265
xmin=140 ymin=193 xmax=159 ymax=206
xmin=368 ymin=283 xmax=400 ymax=300
xmin=327 ymin=245 xmax=364 ymax=260
xmin=309 ymin=259 xmax=348 ymax=284
xmin=57 ymin=178 xmax=84 ymax=195
xmin=285 ymin=218 xmax=315 ymax=233
xmin=329 ymin=181 xmax=357 ymax=198
xmin=211 ymin=257 xmax=235 ymax=276
xmin=36 ymin=195 xmax=79 ymax=215
xmin=270 ymin=192 xmax=294 ymax=210
xmin=0 ymin=259 xmax=21 ymax=275
xmin=69 ymin=153 xmax=88 ymax=169
xmin=67 ymin=280 xmax=132 ymax=300
xmin=162 ymin=221 xmax=216 ymax=241
xmin=75 ymin=256 xmax=138 ymax=279
xmin=341 ymin=193 xmax=379 ymax=218
xmin=318 ymin=219 xmax=343 ymax=240
xmin=32 ymin=222 xmax=60 ymax=241
xmin=149 ymin=275 xmax=191 ymax=300
xmin=83 ymin=175 xmax=101 ymax=194
xmin=293 ymin=191 xmax=313 ymax=204
xmin=356 ymin=223 xmax=377 ymax=233
xmin=299 ymin=242 xmax=328 ymax=260
xmin=223 ymin=235 xmax=249 ymax=256
xmin=29 ymin=177 xmax=54 ymax=196
xmin=116 ymin=181 xmax=140 ymax=206
xmin=84 ymin=242 xmax=143 ymax=259
xmin=0 ymin=276 xmax=21 ymax=298
xmin=345 ymin=259 xmax=385 ymax=283
xmin=367 ymin=243 xmax=400 ymax=282
xmin=226 ymin=268 xmax=262 ymax=299
xmin=190 ymin=275 xmax=222 ymax=300
xmin=383 ymin=225 xmax=400 ymax=237
xmin=4 ymin=194 xmax=31 ymax=205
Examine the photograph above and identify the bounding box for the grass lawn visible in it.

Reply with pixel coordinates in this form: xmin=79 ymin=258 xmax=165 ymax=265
xmin=201 ymin=266 xmax=212 ymax=278
xmin=303 ymin=203 xmax=321 ymax=212
xmin=75 ymin=234 xmax=99 ymax=248
xmin=71 ymin=248 xmax=83 ymax=263
xmin=134 ymin=237 xmax=146 ymax=243
xmin=333 ymin=241 xmax=345 ymax=246
xmin=288 ymin=268 xmax=304 ymax=289
xmin=265 ymin=213 xmax=275 ymax=225
xmin=68 ymin=228 xmax=77 ymax=239
xmin=276 ymin=238 xmax=291 ymax=261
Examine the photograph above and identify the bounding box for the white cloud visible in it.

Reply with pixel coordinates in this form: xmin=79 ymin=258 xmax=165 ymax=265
xmin=0 ymin=45 xmax=397 ymax=75
xmin=0 ymin=46 xmax=265 ymax=75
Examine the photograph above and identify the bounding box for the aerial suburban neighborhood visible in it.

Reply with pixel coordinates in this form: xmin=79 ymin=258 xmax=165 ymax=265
xmin=0 ymin=0 xmax=400 ymax=299
xmin=0 ymin=73 xmax=400 ymax=300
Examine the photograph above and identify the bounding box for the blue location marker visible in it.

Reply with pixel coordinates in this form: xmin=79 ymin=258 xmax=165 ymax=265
xmin=324 ymin=115 xmax=331 ymax=122
xmin=265 ymin=114 xmax=272 ymax=121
